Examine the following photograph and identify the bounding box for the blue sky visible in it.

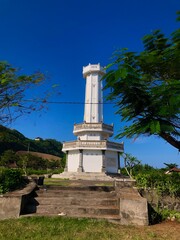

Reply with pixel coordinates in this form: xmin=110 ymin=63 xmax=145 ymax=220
xmin=0 ymin=0 xmax=179 ymax=168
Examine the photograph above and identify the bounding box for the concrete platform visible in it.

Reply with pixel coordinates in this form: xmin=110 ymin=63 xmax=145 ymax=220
xmin=51 ymin=172 xmax=135 ymax=183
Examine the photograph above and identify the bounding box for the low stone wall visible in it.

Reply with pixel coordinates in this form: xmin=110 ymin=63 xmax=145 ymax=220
xmin=0 ymin=181 xmax=36 ymax=220
xmin=140 ymin=189 xmax=180 ymax=211
xmin=115 ymin=180 xmax=149 ymax=226
xmin=114 ymin=178 xmax=136 ymax=189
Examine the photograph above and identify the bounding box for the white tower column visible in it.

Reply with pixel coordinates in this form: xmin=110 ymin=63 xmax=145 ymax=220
xmin=77 ymin=149 xmax=83 ymax=172
xmin=83 ymin=64 xmax=105 ymax=123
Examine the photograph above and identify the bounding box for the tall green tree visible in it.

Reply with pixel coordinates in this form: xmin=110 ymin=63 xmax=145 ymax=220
xmin=104 ymin=13 xmax=180 ymax=151
xmin=0 ymin=61 xmax=47 ymax=124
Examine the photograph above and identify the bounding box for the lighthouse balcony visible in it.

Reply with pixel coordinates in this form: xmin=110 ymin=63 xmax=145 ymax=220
xmin=73 ymin=122 xmax=114 ymax=136
xmin=83 ymin=64 xmax=105 ymax=78
xmin=62 ymin=140 xmax=124 ymax=152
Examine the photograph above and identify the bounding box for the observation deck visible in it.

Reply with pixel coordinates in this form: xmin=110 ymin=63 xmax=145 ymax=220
xmin=63 ymin=140 xmax=124 ymax=152
xmin=73 ymin=122 xmax=114 ymax=137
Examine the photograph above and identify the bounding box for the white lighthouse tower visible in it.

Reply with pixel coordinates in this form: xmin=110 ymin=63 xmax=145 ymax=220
xmin=83 ymin=64 xmax=104 ymax=123
xmin=59 ymin=64 xmax=123 ymax=179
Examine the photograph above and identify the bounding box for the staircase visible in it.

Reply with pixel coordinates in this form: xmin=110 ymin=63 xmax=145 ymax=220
xmin=22 ymin=184 xmax=120 ymax=221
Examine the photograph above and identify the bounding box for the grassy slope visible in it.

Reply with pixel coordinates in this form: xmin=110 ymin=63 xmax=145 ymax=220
xmin=0 ymin=217 xmax=179 ymax=240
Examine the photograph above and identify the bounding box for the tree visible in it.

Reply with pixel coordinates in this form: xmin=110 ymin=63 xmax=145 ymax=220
xmin=25 ymin=154 xmax=47 ymax=170
xmin=0 ymin=61 xmax=48 ymax=124
xmin=121 ymin=153 xmax=141 ymax=178
xmin=17 ymin=155 xmax=29 ymax=175
xmin=0 ymin=150 xmax=19 ymax=167
xmin=104 ymin=13 xmax=180 ymax=151
xmin=163 ymin=162 xmax=178 ymax=169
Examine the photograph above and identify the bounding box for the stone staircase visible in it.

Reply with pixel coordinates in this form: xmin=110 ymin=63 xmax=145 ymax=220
xmin=22 ymin=184 xmax=120 ymax=221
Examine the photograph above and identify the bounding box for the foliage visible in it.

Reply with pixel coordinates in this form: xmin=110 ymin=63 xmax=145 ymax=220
xmin=24 ymin=154 xmax=47 ymax=170
xmin=121 ymin=153 xmax=141 ymax=177
xmin=0 ymin=61 xmax=47 ymax=124
xmin=133 ymin=163 xmax=156 ymax=175
xmin=26 ymin=169 xmax=49 ymax=176
xmin=26 ymin=168 xmax=63 ymax=176
xmin=0 ymin=150 xmax=19 ymax=167
xmin=0 ymin=124 xmax=64 ymax=158
xmin=158 ymin=209 xmax=180 ymax=222
xmin=60 ymin=154 xmax=66 ymax=169
xmin=163 ymin=162 xmax=178 ymax=169
xmin=121 ymin=163 xmax=180 ymax=198
xmin=104 ymin=13 xmax=180 ymax=150
xmin=135 ymin=171 xmax=180 ymax=197
xmin=34 ymin=138 xmax=63 ymax=157
xmin=0 ymin=149 xmax=63 ymax=175
xmin=0 ymin=168 xmax=23 ymax=194
xmin=0 ymin=150 xmax=46 ymax=170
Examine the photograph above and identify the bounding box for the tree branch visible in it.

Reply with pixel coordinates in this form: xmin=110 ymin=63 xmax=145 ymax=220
xmin=160 ymin=132 xmax=180 ymax=151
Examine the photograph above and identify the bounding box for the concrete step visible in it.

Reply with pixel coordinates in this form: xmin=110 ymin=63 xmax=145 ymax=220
xmin=36 ymin=189 xmax=116 ymax=198
xmin=34 ymin=204 xmax=119 ymax=216
xmin=34 ymin=196 xmax=118 ymax=206
xmin=42 ymin=185 xmax=114 ymax=192
xmin=51 ymin=172 xmax=114 ymax=181
xmin=21 ymin=213 xmax=121 ymax=221
xmin=22 ymin=183 xmax=120 ymax=221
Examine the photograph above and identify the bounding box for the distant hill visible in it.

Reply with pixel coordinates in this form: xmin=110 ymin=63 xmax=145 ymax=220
xmin=0 ymin=125 xmax=64 ymax=158
xmin=17 ymin=151 xmax=61 ymax=161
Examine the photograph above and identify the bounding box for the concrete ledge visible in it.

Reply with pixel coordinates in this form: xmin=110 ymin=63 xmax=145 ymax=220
xmin=120 ymin=197 xmax=149 ymax=226
xmin=0 ymin=181 xmax=36 ymax=220
xmin=115 ymin=180 xmax=149 ymax=226
xmin=51 ymin=172 xmax=114 ymax=181
xmin=114 ymin=178 xmax=136 ymax=189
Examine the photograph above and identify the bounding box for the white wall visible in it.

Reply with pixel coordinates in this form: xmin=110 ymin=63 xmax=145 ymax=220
xmin=84 ymin=73 xmax=103 ymax=123
xmin=105 ymin=151 xmax=118 ymax=173
xmin=83 ymin=150 xmax=102 ymax=172
xmin=67 ymin=150 xmax=79 ymax=172
xmin=78 ymin=133 xmax=101 ymax=140
xmin=67 ymin=149 xmax=119 ymax=173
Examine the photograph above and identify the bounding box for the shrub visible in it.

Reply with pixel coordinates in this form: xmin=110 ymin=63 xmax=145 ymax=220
xmin=135 ymin=172 xmax=180 ymax=197
xmin=26 ymin=167 xmax=64 ymax=176
xmin=157 ymin=209 xmax=180 ymax=222
xmin=0 ymin=150 xmax=19 ymax=167
xmin=0 ymin=168 xmax=23 ymax=193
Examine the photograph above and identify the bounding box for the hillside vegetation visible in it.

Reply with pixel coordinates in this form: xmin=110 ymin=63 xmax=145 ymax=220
xmin=0 ymin=125 xmax=64 ymax=158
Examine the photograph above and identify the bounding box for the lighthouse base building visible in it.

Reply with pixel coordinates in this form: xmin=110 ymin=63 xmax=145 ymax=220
xmin=63 ymin=122 xmax=123 ymax=174
xmin=53 ymin=64 xmax=124 ymax=180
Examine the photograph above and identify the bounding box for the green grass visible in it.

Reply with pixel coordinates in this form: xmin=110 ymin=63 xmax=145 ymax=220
xmin=0 ymin=216 xmax=179 ymax=240
xmin=44 ymin=178 xmax=71 ymax=186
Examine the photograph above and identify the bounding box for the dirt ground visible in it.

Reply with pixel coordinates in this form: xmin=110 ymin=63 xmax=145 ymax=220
xmin=143 ymin=220 xmax=180 ymax=239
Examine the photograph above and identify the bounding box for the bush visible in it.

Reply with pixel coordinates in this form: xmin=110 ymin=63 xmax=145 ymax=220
xmin=157 ymin=209 xmax=180 ymax=222
xmin=135 ymin=172 xmax=180 ymax=197
xmin=26 ymin=168 xmax=64 ymax=176
xmin=26 ymin=169 xmax=48 ymax=176
xmin=0 ymin=168 xmax=23 ymax=194
xmin=0 ymin=150 xmax=19 ymax=167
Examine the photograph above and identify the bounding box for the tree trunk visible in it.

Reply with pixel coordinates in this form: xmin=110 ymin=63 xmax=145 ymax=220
xmin=160 ymin=132 xmax=180 ymax=151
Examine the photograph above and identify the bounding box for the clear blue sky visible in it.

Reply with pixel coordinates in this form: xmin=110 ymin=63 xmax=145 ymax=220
xmin=0 ymin=0 xmax=179 ymax=168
